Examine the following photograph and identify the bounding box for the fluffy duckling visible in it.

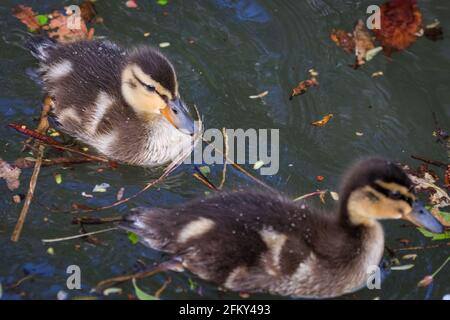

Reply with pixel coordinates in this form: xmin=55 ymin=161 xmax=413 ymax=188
xmin=27 ymin=38 xmax=195 ymax=166
xmin=120 ymin=158 xmax=444 ymax=298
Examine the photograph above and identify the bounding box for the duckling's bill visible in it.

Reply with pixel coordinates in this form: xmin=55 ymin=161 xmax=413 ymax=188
xmin=403 ymin=201 xmax=444 ymax=234
xmin=161 ymin=97 xmax=195 ymax=136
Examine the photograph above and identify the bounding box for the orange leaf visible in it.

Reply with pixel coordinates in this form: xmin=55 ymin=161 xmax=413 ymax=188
xmin=12 ymin=5 xmax=41 ymax=32
xmin=316 ymin=175 xmax=325 ymax=182
xmin=311 ymin=113 xmax=333 ymax=127
xmin=373 ymin=0 xmax=422 ymax=56
xmin=290 ymin=77 xmax=319 ymax=100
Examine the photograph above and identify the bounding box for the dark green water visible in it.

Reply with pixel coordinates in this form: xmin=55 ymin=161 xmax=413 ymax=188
xmin=0 ymin=0 xmax=449 ymax=300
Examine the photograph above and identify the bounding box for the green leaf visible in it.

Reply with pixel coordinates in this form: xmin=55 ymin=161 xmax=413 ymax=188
xmin=127 ymin=232 xmax=139 ymax=245
xmin=157 ymin=0 xmax=168 ymax=6
xmin=188 ymin=278 xmax=198 ymax=291
xmin=417 ymin=228 xmax=450 ymax=241
xmin=54 ymin=173 xmax=62 ymax=185
xmin=198 ymin=166 xmax=210 ymax=176
xmin=132 ymin=278 xmax=157 ymax=300
xmin=36 ymin=15 xmax=49 ymax=26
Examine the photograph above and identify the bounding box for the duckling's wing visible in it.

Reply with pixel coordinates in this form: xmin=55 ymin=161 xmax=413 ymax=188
xmin=120 ymin=191 xmax=316 ymax=290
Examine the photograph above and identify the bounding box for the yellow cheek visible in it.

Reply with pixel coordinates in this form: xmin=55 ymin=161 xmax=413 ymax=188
xmin=133 ymin=90 xmax=166 ymax=114
xmin=373 ymin=198 xmax=410 ymax=219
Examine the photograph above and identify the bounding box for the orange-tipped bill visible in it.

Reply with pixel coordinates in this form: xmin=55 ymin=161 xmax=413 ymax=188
xmin=161 ymin=97 xmax=194 ymax=136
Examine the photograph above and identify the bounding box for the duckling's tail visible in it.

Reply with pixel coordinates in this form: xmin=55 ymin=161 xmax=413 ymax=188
xmin=26 ymin=36 xmax=57 ymax=62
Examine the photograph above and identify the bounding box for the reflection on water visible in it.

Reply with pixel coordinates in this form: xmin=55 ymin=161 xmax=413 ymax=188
xmin=0 ymin=0 xmax=448 ymax=299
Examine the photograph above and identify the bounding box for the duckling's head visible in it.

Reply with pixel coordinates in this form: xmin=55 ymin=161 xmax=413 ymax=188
xmin=340 ymin=157 xmax=444 ymax=233
xmin=121 ymin=47 xmax=194 ymax=135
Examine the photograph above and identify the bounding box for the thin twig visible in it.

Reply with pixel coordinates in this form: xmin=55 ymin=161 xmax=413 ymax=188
xmin=11 ymin=98 xmax=52 ymax=242
xmin=14 ymin=156 xmax=95 ymax=169
xmin=218 ymin=127 xmax=228 ymax=190
xmin=72 ymin=216 xmax=123 ymax=225
xmin=293 ymin=190 xmax=328 ymax=202
xmin=411 ymin=155 xmax=448 ymax=169
xmin=95 ymin=260 xmax=182 ymax=292
xmin=201 ymin=137 xmax=276 ymax=193
xmin=392 ymin=242 xmax=450 ymax=252
xmin=42 ymin=227 xmax=118 ymax=243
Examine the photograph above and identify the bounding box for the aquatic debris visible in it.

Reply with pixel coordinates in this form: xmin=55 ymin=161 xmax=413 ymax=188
xmin=126 ymin=0 xmax=138 ymax=9
xmin=316 ymin=175 xmax=325 ymax=182
xmin=143 ymin=32 xmax=151 ymax=37
xmin=92 ymin=183 xmax=110 ymax=193
xmin=402 ymin=254 xmax=418 ymax=261
xmin=12 ymin=5 xmax=41 ymax=31
xmin=311 ymin=113 xmax=333 ymax=127
xmin=13 ymin=195 xmax=22 ymax=204
xmin=42 ymin=227 xmax=118 ymax=243
xmin=81 ymin=192 xmax=94 ymax=198
xmin=417 ymin=255 xmax=450 ymax=287
xmin=132 ymin=278 xmax=157 ymax=300
xmin=117 ymin=187 xmax=125 ymax=201
xmin=371 ymin=71 xmax=384 ymax=78
xmin=54 ymin=173 xmax=62 ymax=185
xmin=47 ymin=247 xmax=55 ymax=255
xmin=365 ymin=47 xmax=383 ymax=62
xmin=424 ymin=20 xmax=444 ymax=41
xmin=159 ymin=42 xmax=171 ymax=48
xmin=354 ymin=19 xmax=375 ymax=67
xmin=330 ymin=29 xmax=355 ymax=54
xmin=289 ymin=69 xmax=319 ymax=100
xmin=198 ymin=166 xmax=211 ymax=176
xmin=103 ymin=287 xmax=123 ymax=296
xmin=253 ymin=160 xmax=265 ymax=170
xmin=249 ymin=90 xmax=269 ymax=99
xmin=373 ymin=0 xmax=422 ymax=56
xmin=127 ymin=232 xmax=139 ymax=245
xmin=330 ymin=191 xmax=339 ymax=201
xmin=355 ymin=131 xmax=364 ymax=136
xmin=0 ymin=158 xmax=21 ymax=191
xmin=391 ymin=264 xmax=414 ymax=271
xmin=57 ymin=290 xmax=68 ymax=300
xmin=417 ymin=228 xmax=450 ymax=241
xmin=157 ymin=0 xmax=169 ymax=6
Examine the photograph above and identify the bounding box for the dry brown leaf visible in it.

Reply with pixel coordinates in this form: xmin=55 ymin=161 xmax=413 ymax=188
xmin=311 ymin=113 xmax=333 ymax=127
xmin=373 ymin=0 xmax=422 ymax=56
xmin=330 ymin=29 xmax=355 ymax=54
xmin=12 ymin=5 xmax=41 ymax=32
xmin=0 ymin=158 xmax=21 ymax=191
xmin=289 ymin=77 xmax=319 ymax=100
xmin=353 ymin=19 xmax=375 ymax=67
xmin=80 ymin=1 xmax=97 ymax=23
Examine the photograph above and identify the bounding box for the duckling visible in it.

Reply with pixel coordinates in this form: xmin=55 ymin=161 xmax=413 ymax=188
xmin=119 ymin=157 xmax=444 ymax=298
xmin=27 ymin=37 xmax=195 ymax=166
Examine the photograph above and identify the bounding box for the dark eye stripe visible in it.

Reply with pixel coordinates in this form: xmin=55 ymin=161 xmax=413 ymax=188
xmin=371 ymin=184 xmax=413 ymax=205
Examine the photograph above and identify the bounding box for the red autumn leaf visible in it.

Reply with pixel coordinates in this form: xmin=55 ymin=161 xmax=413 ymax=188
xmin=330 ymin=29 xmax=355 ymax=54
xmin=316 ymin=175 xmax=325 ymax=182
xmin=373 ymin=0 xmax=422 ymax=56
xmin=417 ymin=275 xmax=433 ymax=287
xmin=12 ymin=5 xmax=41 ymax=32
xmin=290 ymin=70 xmax=319 ymax=100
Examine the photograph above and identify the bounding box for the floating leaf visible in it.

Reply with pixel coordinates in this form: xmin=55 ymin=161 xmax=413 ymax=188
xmin=47 ymin=247 xmax=55 ymax=255
xmin=117 ymin=187 xmax=125 ymax=201
xmin=12 ymin=5 xmax=41 ymax=32
xmin=159 ymin=42 xmax=171 ymax=48
xmin=417 ymin=275 xmax=433 ymax=287
xmin=132 ymin=278 xmax=157 ymax=300
xmin=198 ymin=166 xmax=210 ymax=176
xmin=316 ymin=175 xmax=325 ymax=182
xmin=253 ymin=160 xmax=265 ymax=170
xmin=126 ymin=0 xmax=138 ymax=8
xmin=54 ymin=173 xmax=62 ymax=185
xmin=330 ymin=191 xmax=339 ymax=201
xmin=36 ymin=14 xmax=48 ymax=26
xmin=0 ymin=158 xmax=21 ymax=191
xmin=143 ymin=32 xmax=151 ymax=37
xmin=127 ymin=232 xmax=139 ymax=245
xmin=290 ymin=77 xmax=319 ymax=100
xmin=311 ymin=113 xmax=333 ymax=127
xmin=402 ymin=254 xmax=418 ymax=261
xmin=417 ymin=228 xmax=450 ymax=241
xmin=249 ymin=90 xmax=269 ymax=99
xmin=103 ymin=287 xmax=123 ymax=296
xmin=330 ymin=29 xmax=355 ymax=54
xmin=92 ymin=183 xmax=110 ymax=193
xmin=157 ymin=0 xmax=169 ymax=5
xmin=373 ymin=0 xmax=422 ymax=56
xmin=188 ymin=278 xmax=198 ymax=291
xmin=354 ymin=19 xmax=375 ymax=66
xmin=365 ymin=46 xmax=383 ymax=62
xmin=371 ymin=71 xmax=384 ymax=78
xmin=355 ymin=131 xmax=364 ymax=136
xmin=81 ymin=192 xmax=94 ymax=198
xmin=391 ymin=264 xmax=415 ymax=271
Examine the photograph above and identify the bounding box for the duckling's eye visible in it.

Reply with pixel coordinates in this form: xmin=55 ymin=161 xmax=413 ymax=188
xmin=172 ymin=107 xmax=178 ymax=115
xmin=145 ymin=84 xmax=155 ymax=92
xmin=389 ymin=191 xmax=402 ymax=200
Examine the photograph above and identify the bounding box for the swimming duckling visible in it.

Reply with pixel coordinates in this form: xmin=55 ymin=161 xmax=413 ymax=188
xmin=27 ymin=37 xmax=195 ymax=166
xmin=120 ymin=158 xmax=444 ymax=298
